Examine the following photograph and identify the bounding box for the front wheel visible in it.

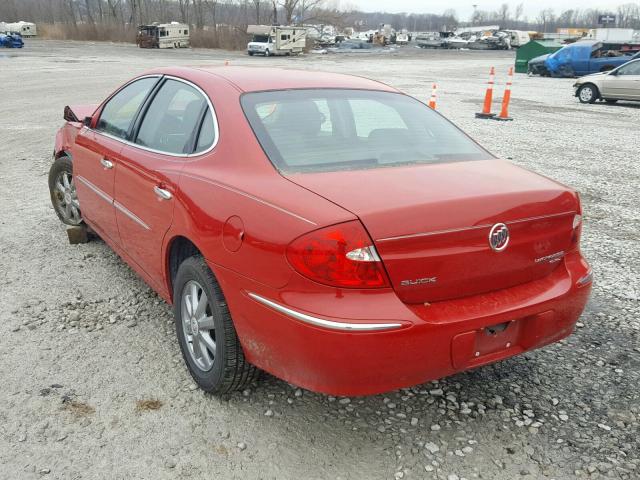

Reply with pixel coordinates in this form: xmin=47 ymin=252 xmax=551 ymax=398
xmin=174 ymin=256 xmax=258 ymax=394
xmin=48 ymin=155 xmax=83 ymax=226
xmin=578 ymin=84 xmax=599 ymax=104
xmin=264 ymin=49 xmax=270 ymax=57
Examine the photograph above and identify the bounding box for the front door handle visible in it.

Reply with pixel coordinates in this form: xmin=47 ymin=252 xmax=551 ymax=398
xmin=100 ymin=158 xmax=113 ymax=169
xmin=154 ymin=185 xmax=172 ymax=200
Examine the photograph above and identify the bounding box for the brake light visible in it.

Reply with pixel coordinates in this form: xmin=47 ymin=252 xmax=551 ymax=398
xmin=571 ymin=213 xmax=582 ymax=248
xmin=286 ymin=221 xmax=390 ymax=288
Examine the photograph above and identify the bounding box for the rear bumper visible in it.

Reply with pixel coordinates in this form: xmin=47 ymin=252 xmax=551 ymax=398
xmin=216 ymin=251 xmax=592 ymax=396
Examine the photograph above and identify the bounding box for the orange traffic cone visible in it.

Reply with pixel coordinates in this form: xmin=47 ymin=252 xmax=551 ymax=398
xmin=428 ymin=83 xmax=437 ymax=109
xmin=475 ymin=66 xmax=496 ymax=119
xmin=493 ymin=67 xmax=514 ymax=121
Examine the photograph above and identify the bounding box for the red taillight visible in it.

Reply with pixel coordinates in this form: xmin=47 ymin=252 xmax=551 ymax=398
xmin=286 ymin=221 xmax=390 ymax=288
xmin=571 ymin=213 xmax=582 ymax=248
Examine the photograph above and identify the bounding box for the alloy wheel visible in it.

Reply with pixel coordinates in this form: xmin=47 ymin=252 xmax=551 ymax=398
xmin=53 ymin=171 xmax=82 ymax=225
xmin=181 ymin=280 xmax=217 ymax=371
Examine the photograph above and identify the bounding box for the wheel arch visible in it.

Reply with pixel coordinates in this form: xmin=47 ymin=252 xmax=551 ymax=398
xmin=579 ymin=82 xmax=600 ymax=98
xmin=55 ymin=149 xmax=72 ymax=160
xmin=165 ymin=234 xmax=207 ymax=303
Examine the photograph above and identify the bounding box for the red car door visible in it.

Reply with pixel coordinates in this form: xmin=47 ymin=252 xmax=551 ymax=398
xmin=114 ymin=78 xmax=209 ymax=282
xmin=74 ymin=76 xmax=160 ymax=245
xmin=114 ymin=147 xmax=183 ymax=281
xmin=73 ymin=130 xmax=123 ymax=244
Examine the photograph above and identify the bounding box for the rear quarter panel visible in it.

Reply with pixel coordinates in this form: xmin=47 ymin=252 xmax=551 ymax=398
xmin=163 ymin=69 xmax=355 ymax=295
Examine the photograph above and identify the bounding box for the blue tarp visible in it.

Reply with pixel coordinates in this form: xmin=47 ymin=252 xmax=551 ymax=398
xmin=545 ymin=41 xmax=596 ymax=76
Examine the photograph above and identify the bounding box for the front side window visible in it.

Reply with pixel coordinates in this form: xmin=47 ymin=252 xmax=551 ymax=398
xmin=96 ymin=77 xmax=157 ymax=139
xmin=135 ymin=79 xmax=209 ymax=154
xmin=241 ymin=89 xmax=492 ymax=173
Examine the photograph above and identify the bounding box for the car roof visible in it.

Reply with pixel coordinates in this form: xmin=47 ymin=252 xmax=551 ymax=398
xmin=188 ymin=66 xmax=399 ymax=93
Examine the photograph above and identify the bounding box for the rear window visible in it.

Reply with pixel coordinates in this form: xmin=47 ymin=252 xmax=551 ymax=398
xmin=241 ymin=89 xmax=492 ymax=173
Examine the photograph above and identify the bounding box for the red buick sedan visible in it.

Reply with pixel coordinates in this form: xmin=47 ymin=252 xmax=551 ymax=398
xmin=49 ymin=66 xmax=592 ymax=396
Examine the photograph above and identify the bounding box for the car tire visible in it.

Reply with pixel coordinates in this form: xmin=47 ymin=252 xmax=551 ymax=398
xmin=577 ymin=84 xmax=599 ymax=104
xmin=173 ymin=255 xmax=258 ymax=394
xmin=48 ymin=155 xmax=83 ymax=226
xmin=248 ymin=51 xmax=254 ymax=56
xmin=265 ymin=49 xmax=270 ymax=57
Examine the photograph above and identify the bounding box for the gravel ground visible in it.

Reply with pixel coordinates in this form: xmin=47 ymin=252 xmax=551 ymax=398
xmin=0 ymin=40 xmax=638 ymax=480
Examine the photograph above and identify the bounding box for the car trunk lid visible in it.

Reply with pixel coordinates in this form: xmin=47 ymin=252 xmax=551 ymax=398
xmin=286 ymin=159 xmax=579 ymax=303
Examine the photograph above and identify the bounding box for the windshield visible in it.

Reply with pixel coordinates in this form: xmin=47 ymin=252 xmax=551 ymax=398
xmin=241 ymin=89 xmax=493 ymax=173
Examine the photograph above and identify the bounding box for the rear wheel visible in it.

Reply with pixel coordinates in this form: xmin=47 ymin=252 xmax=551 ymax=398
xmin=578 ymin=84 xmax=599 ymax=104
xmin=173 ymin=256 xmax=258 ymax=394
xmin=48 ymin=155 xmax=83 ymax=226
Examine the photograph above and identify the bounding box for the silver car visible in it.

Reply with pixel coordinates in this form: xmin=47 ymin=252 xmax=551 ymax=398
xmin=574 ymin=58 xmax=640 ymax=104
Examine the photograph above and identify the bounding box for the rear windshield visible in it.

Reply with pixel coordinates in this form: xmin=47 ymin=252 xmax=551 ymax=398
xmin=241 ymin=89 xmax=493 ymax=173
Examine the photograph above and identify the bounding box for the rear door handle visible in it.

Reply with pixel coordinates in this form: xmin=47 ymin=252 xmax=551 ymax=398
xmin=154 ymin=185 xmax=172 ymax=200
xmin=100 ymin=158 xmax=113 ymax=169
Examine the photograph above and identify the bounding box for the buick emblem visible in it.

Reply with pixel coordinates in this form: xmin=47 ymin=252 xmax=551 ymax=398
xmin=489 ymin=223 xmax=509 ymax=251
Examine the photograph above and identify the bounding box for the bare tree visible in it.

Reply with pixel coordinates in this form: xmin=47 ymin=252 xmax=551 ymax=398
xmin=514 ymin=3 xmax=524 ymax=23
xmin=177 ymin=0 xmax=189 ymax=23
xmin=191 ymin=0 xmax=205 ymax=29
xmin=498 ymin=3 xmax=509 ymax=25
xmin=537 ymin=8 xmax=556 ymax=31
xmin=252 ymin=0 xmax=261 ymax=23
xmin=618 ymin=3 xmax=640 ymax=27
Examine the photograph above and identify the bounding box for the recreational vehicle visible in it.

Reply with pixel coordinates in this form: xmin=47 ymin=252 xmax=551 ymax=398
xmin=247 ymin=25 xmax=306 ymax=56
xmin=4 ymin=21 xmax=37 ymax=37
xmin=136 ymin=23 xmax=190 ymax=49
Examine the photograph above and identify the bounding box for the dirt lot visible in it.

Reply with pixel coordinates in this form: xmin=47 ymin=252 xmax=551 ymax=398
xmin=0 ymin=40 xmax=638 ymax=480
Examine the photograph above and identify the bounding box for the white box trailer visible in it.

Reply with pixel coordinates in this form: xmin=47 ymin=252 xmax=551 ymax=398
xmin=4 ymin=21 xmax=37 ymax=37
xmin=247 ymin=25 xmax=306 ymax=56
xmin=586 ymin=28 xmax=635 ymax=43
xmin=136 ymin=22 xmax=190 ymax=49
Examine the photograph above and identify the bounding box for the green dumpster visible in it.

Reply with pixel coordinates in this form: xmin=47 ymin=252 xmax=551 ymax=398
xmin=515 ymin=40 xmax=564 ymax=73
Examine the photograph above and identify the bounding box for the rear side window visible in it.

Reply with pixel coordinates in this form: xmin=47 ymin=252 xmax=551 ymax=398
xmin=617 ymin=61 xmax=640 ymax=75
xmin=194 ymin=108 xmax=216 ymax=153
xmin=96 ymin=77 xmax=157 ymax=139
xmin=135 ymin=79 xmax=208 ymax=154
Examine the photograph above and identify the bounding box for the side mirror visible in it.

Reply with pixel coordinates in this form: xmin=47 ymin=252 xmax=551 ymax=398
xmin=83 ymin=116 xmax=92 ymax=127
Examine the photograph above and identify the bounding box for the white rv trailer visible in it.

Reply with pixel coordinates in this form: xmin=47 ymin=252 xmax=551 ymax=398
xmin=136 ymin=22 xmax=190 ymax=49
xmin=4 ymin=21 xmax=37 ymax=37
xmin=247 ymin=25 xmax=306 ymax=56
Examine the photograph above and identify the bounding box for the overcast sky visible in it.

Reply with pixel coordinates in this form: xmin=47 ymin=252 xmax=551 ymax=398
xmin=352 ymin=1 xmax=623 ymax=20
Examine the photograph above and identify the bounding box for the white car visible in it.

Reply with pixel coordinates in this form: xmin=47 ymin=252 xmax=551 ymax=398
xmin=574 ymin=57 xmax=640 ymax=104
